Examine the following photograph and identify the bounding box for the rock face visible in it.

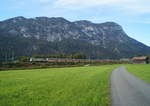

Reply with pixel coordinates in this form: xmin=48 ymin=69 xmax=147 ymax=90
xmin=0 ymin=16 xmax=150 ymax=60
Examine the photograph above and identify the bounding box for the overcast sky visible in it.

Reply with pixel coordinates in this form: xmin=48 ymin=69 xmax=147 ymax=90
xmin=0 ymin=0 xmax=150 ymax=46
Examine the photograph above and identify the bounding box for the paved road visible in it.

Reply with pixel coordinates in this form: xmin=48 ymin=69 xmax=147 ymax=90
xmin=111 ymin=66 xmax=150 ymax=106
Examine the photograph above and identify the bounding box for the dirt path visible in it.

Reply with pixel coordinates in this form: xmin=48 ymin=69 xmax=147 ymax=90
xmin=111 ymin=66 xmax=150 ymax=106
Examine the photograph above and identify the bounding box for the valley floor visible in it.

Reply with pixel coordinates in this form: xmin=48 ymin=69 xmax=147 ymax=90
xmin=0 ymin=65 xmax=118 ymax=106
xmin=1 ymin=64 xmax=150 ymax=106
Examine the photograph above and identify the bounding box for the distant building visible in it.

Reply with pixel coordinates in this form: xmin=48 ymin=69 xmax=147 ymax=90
xmin=30 ymin=58 xmax=47 ymax=62
xmin=132 ymin=56 xmax=149 ymax=64
xmin=120 ymin=58 xmax=130 ymax=61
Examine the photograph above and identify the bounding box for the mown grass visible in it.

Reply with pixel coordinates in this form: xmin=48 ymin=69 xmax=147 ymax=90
xmin=126 ymin=64 xmax=150 ymax=83
xmin=0 ymin=65 xmax=118 ymax=106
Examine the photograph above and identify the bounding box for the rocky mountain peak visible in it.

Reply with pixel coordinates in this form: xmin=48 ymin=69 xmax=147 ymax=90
xmin=34 ymin=17 xmax=71 ymax=24
xmin=100 ymin=22 xmax=123 ymax=31
xmin=7 ymin=16 xmax=26 ymax=22
xmin=74 ymin=20 xmax=93 ymax=25
xmin=0 ymin=16 xmax=150 ymax=59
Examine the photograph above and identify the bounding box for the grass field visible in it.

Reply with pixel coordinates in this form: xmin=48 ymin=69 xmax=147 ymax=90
xmin=0 ymin=65 xmax=118 ymax=106
xmin=126 ymin=64 xmax=150 ymax=83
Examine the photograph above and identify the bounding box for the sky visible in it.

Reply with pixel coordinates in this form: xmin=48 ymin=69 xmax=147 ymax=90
xmin=0 ymin=0 xmax=150 ymax=46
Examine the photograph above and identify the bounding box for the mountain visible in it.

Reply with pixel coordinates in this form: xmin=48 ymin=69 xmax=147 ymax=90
xmin=0 ymin=16 xmax=150 ymax=61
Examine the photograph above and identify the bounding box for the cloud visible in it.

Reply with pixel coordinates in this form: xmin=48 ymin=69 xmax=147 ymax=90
xmin=124 ymin=1 xmax=150 ymax=14
xmin=36 ymin=0 xmax=50 ymax=2
xmin=54 ymin=0 xmax=150 ymax=14
xmin=54 ymin=0 xmax=121 ymax=9
xmin=32 ymin=0 xmax=52 ymax=3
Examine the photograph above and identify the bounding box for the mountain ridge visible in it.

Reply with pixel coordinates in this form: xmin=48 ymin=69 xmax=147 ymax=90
xmin=0 ymin=16 xmax=150 ymax=61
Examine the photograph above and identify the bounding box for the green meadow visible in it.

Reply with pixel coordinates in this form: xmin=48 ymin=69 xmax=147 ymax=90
xmin=126 ymin=64 xmax=150 ymax=83
xmin=0 ymin=65 xmax=118 ymax=106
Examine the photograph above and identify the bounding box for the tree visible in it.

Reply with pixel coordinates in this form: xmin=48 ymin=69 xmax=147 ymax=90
xmin=19 ymin=56 xmax=30 ymax=62
xmin=147 ymin=55 xmax=150 ymax=64
xmin=72 ymin=53 xmax=87 ymax=59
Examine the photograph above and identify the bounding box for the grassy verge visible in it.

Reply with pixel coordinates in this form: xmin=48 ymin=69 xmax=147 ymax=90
xmin=126 ymin=64 xmax=150 ymax=83
xmin=0 ymin=65 xmax=118 ymax=106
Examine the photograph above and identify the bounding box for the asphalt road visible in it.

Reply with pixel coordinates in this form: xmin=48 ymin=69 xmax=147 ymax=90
xmin=111 ymin=66 xmax=150 ymax=106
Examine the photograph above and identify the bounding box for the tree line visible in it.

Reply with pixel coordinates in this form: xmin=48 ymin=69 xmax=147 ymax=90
xmin=19 ymin=53 xmax=87 ymax=62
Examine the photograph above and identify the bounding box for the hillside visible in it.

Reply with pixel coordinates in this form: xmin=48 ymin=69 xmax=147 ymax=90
xmin=0 ymin=16 xmax=150 ymax=61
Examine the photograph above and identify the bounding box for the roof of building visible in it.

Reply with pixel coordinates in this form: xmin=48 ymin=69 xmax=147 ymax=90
xmin=132 ymin=56 xmax=147 ymax=61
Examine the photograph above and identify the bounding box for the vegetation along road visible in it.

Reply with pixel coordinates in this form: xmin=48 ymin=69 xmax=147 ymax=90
xmin=111 ymin=66 xmax=150 ymax=106
xmin=127 ymin=64 xmax=150 ymax=83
